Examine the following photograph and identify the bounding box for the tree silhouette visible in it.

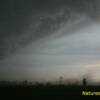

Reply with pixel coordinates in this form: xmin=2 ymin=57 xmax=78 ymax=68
xmin=82 ymin=78 xmax=87 ymax=86
xmin=59 ymin=76 xmax=63 ymax=85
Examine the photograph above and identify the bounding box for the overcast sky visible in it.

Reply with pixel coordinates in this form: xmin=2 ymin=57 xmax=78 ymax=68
xmin=0 ymin=0 xmax=100 ymax=83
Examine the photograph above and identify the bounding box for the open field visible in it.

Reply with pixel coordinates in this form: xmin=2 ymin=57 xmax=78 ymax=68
xmin=0 ymin=84 xmax=100 ymax=99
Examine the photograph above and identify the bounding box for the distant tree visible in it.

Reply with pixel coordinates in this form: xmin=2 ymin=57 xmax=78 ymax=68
xmin=35 ymin=82 xmax=44 ymax=87
xmin=46 ymin=82 xmax=51 ymax=86
xmin=82 ymin=78 xmax=87 ymax=86
xmin=23 ymin=80 xmax=28 ymax=85
xmin=59 ymin=76 xmax=63 ymax=85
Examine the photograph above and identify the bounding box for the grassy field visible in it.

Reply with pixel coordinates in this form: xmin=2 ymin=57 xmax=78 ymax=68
xmin=0 ymin=84 xmax=100 ymax=99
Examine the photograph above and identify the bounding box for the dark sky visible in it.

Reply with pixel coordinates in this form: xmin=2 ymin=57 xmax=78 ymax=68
xmin=0 ymin=0 xmax=100 ymax=82
xmin=0 ymin=0 xmax=99 ymax=59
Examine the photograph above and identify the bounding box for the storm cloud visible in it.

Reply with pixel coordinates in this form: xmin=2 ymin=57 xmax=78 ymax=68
xmin=0 ymin=0 xmax=100 ymax=82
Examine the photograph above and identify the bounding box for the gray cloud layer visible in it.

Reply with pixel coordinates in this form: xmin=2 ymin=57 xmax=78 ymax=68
xmin=1 ymin=16 xmax=100 ymax=81
xmin=0 ymin=0 xmax=100 ymax=59
xmin=1 ymin=0 xmax=100 ymax=82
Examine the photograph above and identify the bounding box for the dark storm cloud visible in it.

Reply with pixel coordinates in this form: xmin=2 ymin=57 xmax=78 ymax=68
xmin=1 ymin=0 xmax=100 ymax=81
xmin=0 ymin=0 xmax=100 ymax=60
